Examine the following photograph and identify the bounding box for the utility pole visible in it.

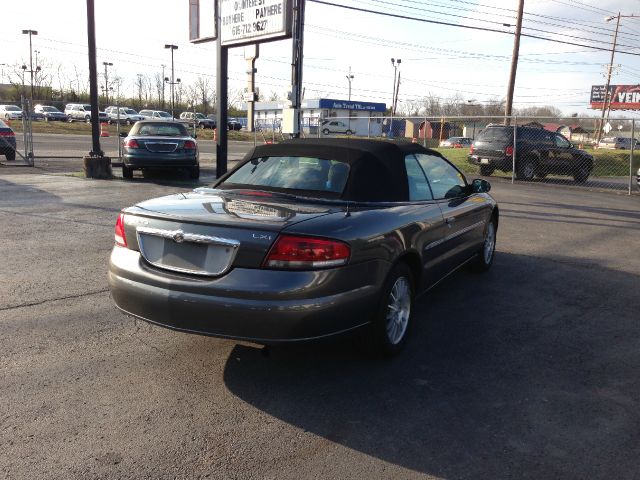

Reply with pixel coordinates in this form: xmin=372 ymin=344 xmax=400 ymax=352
xmin=596 ymin=13 xmax=621 ymax=143
xmin=83 ymin=0 xmax=111 ymax=178
xmin=289 ymin=0 xmax=306 ymax=138
xmin=164 ymin=44 xmax=178 ymax=118
xmin=21 ymin=29 xmax=38 ymax=113
xmin=102 ymin=61 xmax=112 ymax=105
xmin=394 ymin=71 xmax=401 ymax=115
xmin=390 ymin=58 xmax=401 ymax=137
xmin=504 ymin=0 xmax=524 ymax=123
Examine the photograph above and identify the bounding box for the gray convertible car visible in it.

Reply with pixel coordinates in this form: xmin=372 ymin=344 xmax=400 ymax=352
xmin=108 ymin=139 xmax=498 ymax=355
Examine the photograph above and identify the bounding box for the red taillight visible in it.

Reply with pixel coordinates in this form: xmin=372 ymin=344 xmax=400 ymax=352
xmin=0 ymin=131 xmax=14 ymax=137
xmin=505 ymin=145 xmax=514 ymax=156
xmin=114 ymin=213 xmax=127 ymax=247
xmin=469 ymin=144 xmax=475 ymax=154
xmin=263 ymin=235 xmax=350 ymax=269
xmin=184 ymin=140 xmax=196 ymax=150
xmin=124 ymin=139 xmax=139 ymax=149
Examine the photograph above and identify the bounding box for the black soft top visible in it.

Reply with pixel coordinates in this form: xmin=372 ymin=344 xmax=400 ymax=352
xmin=228 ymin=138 xmax=444 ymax=202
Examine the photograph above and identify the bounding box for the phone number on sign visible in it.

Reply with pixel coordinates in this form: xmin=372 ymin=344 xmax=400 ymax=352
xmin=231 ymin=21 xmax=268 ymax=36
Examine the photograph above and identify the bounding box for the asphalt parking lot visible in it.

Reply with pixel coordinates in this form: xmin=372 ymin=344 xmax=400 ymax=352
xmin=1 ymin=167 xmax=639 ymax=479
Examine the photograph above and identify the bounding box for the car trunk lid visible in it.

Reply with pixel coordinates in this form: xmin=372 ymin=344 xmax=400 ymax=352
xmin=121 ymin=189 xmax=341 ymax=274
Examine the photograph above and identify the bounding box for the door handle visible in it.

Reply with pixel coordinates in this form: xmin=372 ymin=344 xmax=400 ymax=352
xmin=445 ymin=216 xmax=456 ymax=226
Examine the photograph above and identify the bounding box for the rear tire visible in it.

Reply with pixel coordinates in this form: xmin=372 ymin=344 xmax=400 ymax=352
xmin=360 ymin=263 xmax=414 ymax=357
xmin=122 ymin=165 xmax=133 ymax=179
xmin=346 ymin=129 xmax=353 ymax=135
xmin=189 ymin=165 xmax=200 ymax=180
xmin=516 ymin=157 xmax=536 ymax=181
xmin=573 ymin=166 xmax=590 ymax=183
xmin=322 ymin=128 xmax=330 ymax=135
xmin=480 ymin=165 xmax=494 ymax=176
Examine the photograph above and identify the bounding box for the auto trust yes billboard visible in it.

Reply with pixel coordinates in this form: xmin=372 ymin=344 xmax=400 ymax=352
xmin=220 ymin=0 xmax=292 ymax=47
xmin=590 ymin=85 xmax=640 ymax=110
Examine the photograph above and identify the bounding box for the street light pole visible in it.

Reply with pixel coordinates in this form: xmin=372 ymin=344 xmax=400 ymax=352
xmin=21 ymin=29 xmax=38 ymax=113
xmin=102 ymin=61 xmax=113 ymax=105
xmin=161 ymin=64 xmax=166 ymax=109
xmin=164 ymin=44 xmax=178 ymax=118
xmin=346 ymin=66 xmax=354 ymax=101
xmin=596 ymin=13 xmax=621 ymax=144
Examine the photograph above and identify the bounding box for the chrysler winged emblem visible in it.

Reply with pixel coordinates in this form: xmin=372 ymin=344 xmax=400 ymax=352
xmin=172 ymin=231 xmax=185 ymax=243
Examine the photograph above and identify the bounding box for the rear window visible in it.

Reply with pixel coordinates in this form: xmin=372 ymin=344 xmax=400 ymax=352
xmin=5 ymin=106 xmax=20 ymax=112
xmin=220 ymin=156 xmax=350 ymax=195
xmin=477 ymin=127 xmax=512 ymax=142
xmin=132 ymin=123 xmax=187 ymax=136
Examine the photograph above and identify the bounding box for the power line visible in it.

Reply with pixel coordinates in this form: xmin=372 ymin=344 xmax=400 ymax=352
xmin=309 ymin=0 xmax=640 ymax=56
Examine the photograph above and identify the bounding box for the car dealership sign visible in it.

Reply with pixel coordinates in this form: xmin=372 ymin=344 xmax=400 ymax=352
xmin=590 ymin=85 xmax=640 ymax=110
xmin=220 ymin=0 xmax=292 ymax=47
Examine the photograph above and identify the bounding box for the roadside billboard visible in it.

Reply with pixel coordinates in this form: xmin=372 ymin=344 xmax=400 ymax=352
xmin=590 ymin=85 xmax=640 ymax=110
xmin=220 ymin=0 xmax=292 ymax=47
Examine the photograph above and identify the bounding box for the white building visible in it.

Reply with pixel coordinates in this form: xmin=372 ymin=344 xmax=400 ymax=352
xmin=246 ymin=98 xmax=387 ymax=136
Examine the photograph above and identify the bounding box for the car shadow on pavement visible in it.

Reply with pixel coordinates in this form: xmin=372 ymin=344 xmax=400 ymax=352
xmin=222 ymin=252 xmax=640 ymax=479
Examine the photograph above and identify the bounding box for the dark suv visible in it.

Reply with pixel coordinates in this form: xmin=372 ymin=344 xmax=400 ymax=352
xmin=468 ymin=125 xmax=594 ymax=183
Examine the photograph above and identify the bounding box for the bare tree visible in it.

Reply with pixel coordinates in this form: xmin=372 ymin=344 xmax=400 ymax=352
xmin=195 ymin=76 xmax=214 ymax=113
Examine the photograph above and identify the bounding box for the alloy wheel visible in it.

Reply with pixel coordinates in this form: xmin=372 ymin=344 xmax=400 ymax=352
xmin=385 ymin=277 xmax=411 ymax=345
xmin=484 ymin=222 xmax=496 ymax=264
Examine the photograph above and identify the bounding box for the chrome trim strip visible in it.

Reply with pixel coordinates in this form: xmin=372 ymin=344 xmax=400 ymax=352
xmin=136 ymin=226 xmax=240 ymax=248
xmin=424 ymin=220 xmax=485 ymax=251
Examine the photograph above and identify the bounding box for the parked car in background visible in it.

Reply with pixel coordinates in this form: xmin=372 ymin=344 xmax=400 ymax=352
xmin=439 ymin=137 xmax=473 ymax=148
xmin=0 ymin=119 xmax=16 ymax=161
xmin=108 ymin=138 xmax=498 ymax=356
xmin=119 ymin=120 xmax=199 ymax=179
xmin=64 ymin=103 xmax=108 ymax=123
xmin=227 ymin=118 xmax=243 ymax=130
xmin=597 ymin=137 xmax=638 ymax=150
xmin=34 ymin=105 xmax=68 ymax=122
xmin=468 ymin=124 xmax=594 ymax=183
xmin=139 ymin=110 xmax=174 ymax=120
xmin=0 ymin=105 xmax=23 ymax=121
xmin=321 ymin=120 xmax=353 ymax=136
xmin=179 ymin=111 xmax=216 ymax=129
xmin=105 ymin=107 xmax=146 ymax=125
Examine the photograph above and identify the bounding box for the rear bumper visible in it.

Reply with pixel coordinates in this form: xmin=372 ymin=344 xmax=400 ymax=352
xmin=108 ymin=246 xmax=385 ymax=343
xmin=123 ymin=153 xmax=198 ymax=168
xmin=468 ymin=154 xmax=512 ymax=170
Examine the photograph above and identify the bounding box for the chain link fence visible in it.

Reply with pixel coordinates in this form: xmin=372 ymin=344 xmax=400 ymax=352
xmin=288 ymin=115 xmax=638 ymax=194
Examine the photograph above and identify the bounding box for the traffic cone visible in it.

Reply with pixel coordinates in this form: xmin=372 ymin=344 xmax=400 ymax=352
xmin=213 ymin=128 xmax=217 ymax=142
xmin=100 ymin=122 xmax=109 ymax=137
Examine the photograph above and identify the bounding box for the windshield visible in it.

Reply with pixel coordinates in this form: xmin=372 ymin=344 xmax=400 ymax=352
xmin=477 ymin=128 xmax=511 ymax=142
xmin=219 ymin=156 xmax=350 ymax=195
xmin=42 ymin=106 xmax=59 ymax=112
xmin=157 ymin=111 xmax=172 ymax=118
xmin=195 ymin=113 xmax=205 ymax=119
xmin=125 ymin=109 xmax=138 ymax=115
xmin=5 ymin=106 xmax=20 ymax=111
xmin=131 ymin=122 xmax=188 ymax=136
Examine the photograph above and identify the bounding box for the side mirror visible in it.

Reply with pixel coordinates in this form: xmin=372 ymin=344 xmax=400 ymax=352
xmin=471 ymin=178 xmax=491 ymax=193
xmin=119 ymin=132 xmax=127 ymax=138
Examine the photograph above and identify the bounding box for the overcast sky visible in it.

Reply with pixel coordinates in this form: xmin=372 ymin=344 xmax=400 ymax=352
xmin=2 ymin=0 xmax=640 ymax=116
